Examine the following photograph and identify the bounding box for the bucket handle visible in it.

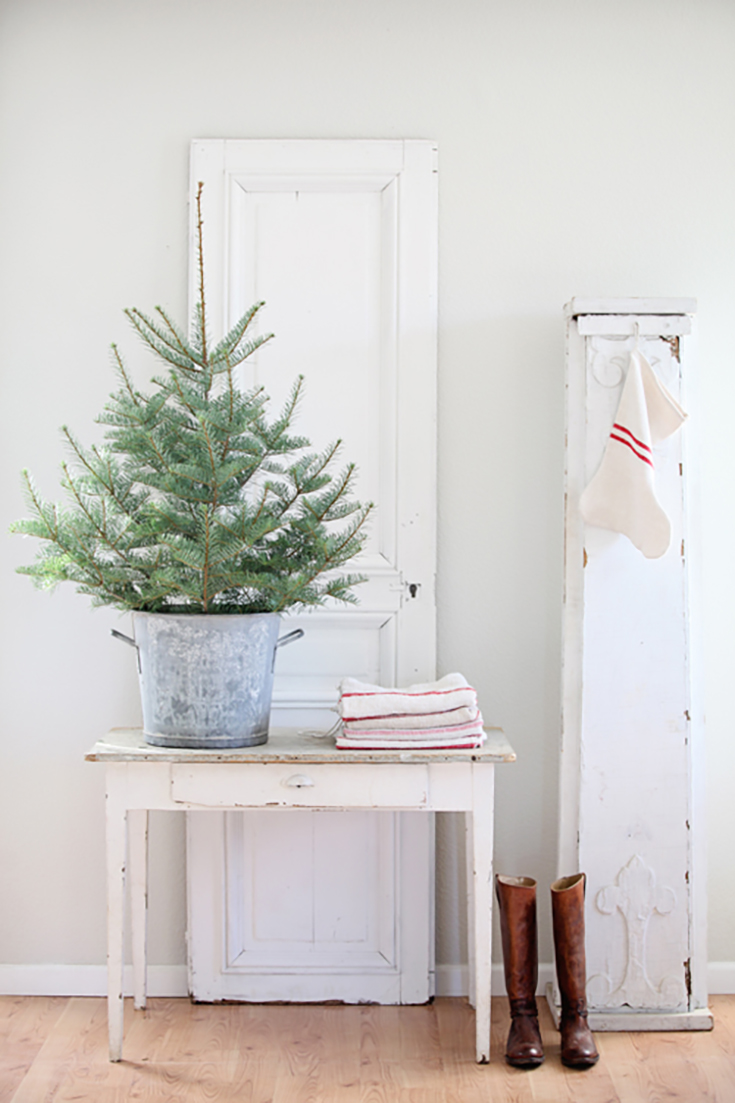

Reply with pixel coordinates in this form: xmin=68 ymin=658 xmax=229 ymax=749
xmin=275 ymin=628 xmax=305 ymax=650
xmin=111 ymin=629 xmax=141 ymax=673
xmin=272 ymin=627 xmax=305 ymax=672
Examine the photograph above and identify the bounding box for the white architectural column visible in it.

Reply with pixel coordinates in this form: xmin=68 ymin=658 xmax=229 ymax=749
xmin=553 ymin=298 xmax=712 ymax=1031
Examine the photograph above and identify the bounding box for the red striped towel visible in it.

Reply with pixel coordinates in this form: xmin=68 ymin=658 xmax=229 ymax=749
xmin=338 ymin=673 xmax=477 ymax=721
xmin=335 ymin=730 xmax=487 ymax=751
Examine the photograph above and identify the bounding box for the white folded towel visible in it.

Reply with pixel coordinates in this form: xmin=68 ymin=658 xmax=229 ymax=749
xmin=335 ymin=729 xmax=487 ymax=751
xmin=338 ymin=673 xmax=477 ymax=721
xmin=343 ymin=705 xmax=479 ymax=733
xmin=341 ymin=715 xmax=484 ymax=741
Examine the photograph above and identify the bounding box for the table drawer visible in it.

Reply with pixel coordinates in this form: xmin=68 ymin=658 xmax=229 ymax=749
xmin=170 ymin=762 xmax=429 ymax=809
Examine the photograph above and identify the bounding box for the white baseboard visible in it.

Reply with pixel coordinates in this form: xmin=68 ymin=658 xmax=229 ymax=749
xmin=2 ymin=962 xmax=735 ymax=999
xmin=707 ymin=963 xmax=735 ymax=994
xmin=433 ymin=964 xmax=468 ymax=997
xmin=0 ymin=964 xmax=189 ymax=998
xmin=434 ymin=963 xmax=556 ymax=998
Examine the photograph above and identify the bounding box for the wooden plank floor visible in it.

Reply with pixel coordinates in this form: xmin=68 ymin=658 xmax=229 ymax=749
xmin=1 ymin=994 xmax=734 ymax=1102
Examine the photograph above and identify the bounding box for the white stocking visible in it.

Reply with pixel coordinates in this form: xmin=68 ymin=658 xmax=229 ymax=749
xmin=580 ymin=349 xmax=687 ymax=559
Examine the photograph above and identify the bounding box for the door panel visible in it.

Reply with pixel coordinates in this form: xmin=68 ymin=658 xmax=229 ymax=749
xmin=188 ymin=808 xmax=432 ymax=1003
xmin=227 ymin=810 xmax=395 ymax=966
xmin=231 ymin=187 xmax=392 ymax=560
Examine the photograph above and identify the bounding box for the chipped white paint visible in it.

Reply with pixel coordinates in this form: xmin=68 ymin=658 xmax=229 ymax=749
xmin=128 ymin=809 xmax=149 ymax=1010
xmin=89 ymin=726 xmax=515 ymax=765
xmin=87 ymin=726 xmax=514 ymax=1063
xmin=555 ymin=299 xmax=712 ymax=1031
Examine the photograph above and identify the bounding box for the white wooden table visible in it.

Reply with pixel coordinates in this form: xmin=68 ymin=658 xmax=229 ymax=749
xmin=86 ymin=727 xmax=515 ymax=1063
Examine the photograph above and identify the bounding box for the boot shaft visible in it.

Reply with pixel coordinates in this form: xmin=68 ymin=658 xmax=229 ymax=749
xmin=551 ymin=872 xmax=588 ymax=1004
xmin=495 ymin=875 xmax=544 ymax=1068
xmin=495 ymin=875 xmax=539 ymax=1002
xmin=551 ymin=872 xmax=599 ymax=1068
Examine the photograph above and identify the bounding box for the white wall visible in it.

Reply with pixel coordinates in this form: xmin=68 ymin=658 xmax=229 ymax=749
xmin=1 ymin=0 xmax=734 ymax=989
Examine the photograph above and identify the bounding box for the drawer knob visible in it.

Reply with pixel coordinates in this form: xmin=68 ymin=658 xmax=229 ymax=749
xmin=283 ymin=774 xmax=315 ymax=789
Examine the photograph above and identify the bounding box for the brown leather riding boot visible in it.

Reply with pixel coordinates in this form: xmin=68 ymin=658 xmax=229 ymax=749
xmin=551 ymin=873 xmax=599 ymax=1069
xmin=495 ymin=875 xmax=544 ymax=1068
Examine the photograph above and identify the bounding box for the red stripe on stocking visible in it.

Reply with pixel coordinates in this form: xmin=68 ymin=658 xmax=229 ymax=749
xmin=610 ymin=433 xmax=654 ymax=468
xmin=612 ymin=423 xmax=652 ymax=454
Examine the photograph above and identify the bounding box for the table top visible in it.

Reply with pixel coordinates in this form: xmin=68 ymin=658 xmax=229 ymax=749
xmin=86 ymin=727 xmax=516 ymax=765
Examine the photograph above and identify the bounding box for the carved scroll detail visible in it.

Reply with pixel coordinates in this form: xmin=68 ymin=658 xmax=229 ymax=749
xmin=587 ymin=855 xmax=686 ymax=1010
xmin=587 ymin=335 xmax=669 ymax=390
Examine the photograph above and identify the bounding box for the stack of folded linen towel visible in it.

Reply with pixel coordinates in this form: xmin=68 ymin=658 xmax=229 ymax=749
xmin=335 ymin=673 xmax=485 ymax=750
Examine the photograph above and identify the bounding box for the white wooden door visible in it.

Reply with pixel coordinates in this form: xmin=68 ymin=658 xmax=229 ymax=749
xmin=186 ymin=140 xmax=438 ymax=1002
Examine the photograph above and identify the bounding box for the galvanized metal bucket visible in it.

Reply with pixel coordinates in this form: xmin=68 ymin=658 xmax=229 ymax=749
xmin=112 ymin=613 xmax=304 ymax=749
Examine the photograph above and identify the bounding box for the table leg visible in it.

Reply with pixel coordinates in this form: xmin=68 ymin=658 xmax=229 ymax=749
xmin=469 ymin=764 xmax=495 ymax=1063
xmin=464 ymin=811 xmax=476 ymax=1010
xmin=106 ymin=789 xmax=127 ymax=1062
xmin=128 ymin=809 xmax=149 ymax=1010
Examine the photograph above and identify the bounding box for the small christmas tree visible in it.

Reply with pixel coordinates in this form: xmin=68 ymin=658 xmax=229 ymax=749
xmin=11 ymin=184 xmax=372 ymax=615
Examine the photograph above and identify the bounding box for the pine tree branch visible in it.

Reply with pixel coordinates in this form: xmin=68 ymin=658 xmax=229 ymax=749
xmin=19 ymin=475 xmax=116 ymax=598
xmin=154 ymin=306 xmax=194 ymax=361
xmin=124 ymin=309 xmax=200 ymax=372
xmin=224 ymin=332 xmax=274 ymax=368
xmin=62 ymin=431 xmax=152 ymax=522
xmin=223 ymin=353 xmax=235 ymax=459
xmin=161 ymin=372 xmax=222 ymax=610
xmin=195 ymin=181 xmax=208 ymax=370
xmin=100 ymin=449 xmax=137 ymax=513
xmin=210 ymin=301 xmax=271 ymax=364
xmin=60 ymin=462 xmax=138 ymax=569
xmin=262 ymin=443 xmax=346 ymax=548
xmin=18 ymin=471 xmax=59 ymax=541
xmin=110 ymin=345 xmax=143 ymax=407
xmin=271 ymin=506 xmax=372 ymax=612
xmin=148 ymin=501 xmax=195 ymax=534
xmin=202 ymin=508 xmax=211 ymax=611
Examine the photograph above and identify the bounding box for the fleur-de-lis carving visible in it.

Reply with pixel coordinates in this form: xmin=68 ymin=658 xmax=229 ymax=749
xmin=587 ymin=855 xmax=686 ymax=1011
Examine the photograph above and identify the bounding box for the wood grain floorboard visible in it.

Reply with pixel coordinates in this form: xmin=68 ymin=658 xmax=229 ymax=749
xmin=7 ymin=997 xmax=111 ymax=1103
xmin=0 ymin=997 xmax=68 ymax=1102
xmin=436 ymin=996 xmax=536 ymax=1103
xmin=604 ymin=1027 xmax=722 ymax=1103
xmin=4 ymin=995 xmax=735 ymax=1103
xmin=534 ymin=1001 xmax=621 ymax=1103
